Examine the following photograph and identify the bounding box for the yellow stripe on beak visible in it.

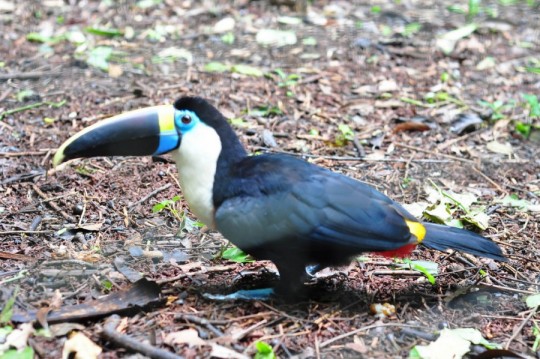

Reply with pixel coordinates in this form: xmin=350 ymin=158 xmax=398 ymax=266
xmin=158 ymin=106 xmax=175 ymax=132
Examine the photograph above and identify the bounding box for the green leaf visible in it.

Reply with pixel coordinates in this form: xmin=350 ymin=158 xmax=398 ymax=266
xmin=401 ymin=259 xmax=438 ymax=284
xmin=152 ymin=199 xmax=174 ymax=213
xmin=462 ymin=208 xmax=490 ymax=230
xmin=412 ymin=328 xmax=500 ymax=359
xmin=153 ymin=47 xmax=192 ymax=64
xmin=496 ymin=194 xmax=540 ymax=212
xmin=136 ymin=0 xmax=162 ymax=8
xmin=338 ymin=124 xmax=354 ymax=140
xmin=87 ymin=46 xmax=113 ymax=71
xmin=229 ymin=117 xmax=249 ymax=128
xmin=424 ymin=201 xmax=454 ymax=225
xmin=254 ymin=341 xmax=276 ymax=359
xmin=203 ymin=62 xmax=229 ymax=73
xmin=0 ymin=326 xmax=13 ymax=337
xmin=85 ymin=27 xmax=123 ymax=37
xmin=101 ymin=280 xmax=113 ymax=291
xmin=43 ymin=117 xmax=55 ymax=125
xmin=222 ymin=247 xmax=254 ymax=263
xmin=0 ymin=288 xmax=18 ymax=324
xmin=515 ymin=122 xmax=531 ymax=137
xmin=16 ymin=90 xmax=35 ymax=102
xmin=26 ymin=32 xmax=65 ymax=44
xmin=221 ymin=32 xmax=235 ymax=45
xmin=403 ymin=22 xmax=421 ymax=37
xmin=231 ymin=64 xmax=263 ymax=77
xmin=0 ymin=347 xmax=34 ymax=359
xmin=302 ymin=37 xmax=317 ymax=46
xmin=523 ymin=93 xmax=540 ymax=118
xmin=526 ymin=293 xmax=540 ymax=308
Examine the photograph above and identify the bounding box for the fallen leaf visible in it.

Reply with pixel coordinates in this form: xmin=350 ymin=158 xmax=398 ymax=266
xmin=210 ymin=343 xmax=249 ymax=359
xmin=486 ymin=141 xmax=513 ymax=155
xmin=436 ymin=24 xmax=477 ymax=55
xmin=213 ymin=17 xmax=235 ymax=33
xmin=62 ymin=332 xmax=102 ymax=359
xmin=109 ymin=64 xmax=124 ymax=78
xmin=164 ymin=328 xmax=206 ymax=346
xmin=256 ymin=29 xmax=297 ymax=47
xmin=0 ymin=323 xmax=34 ymax=353
xmin=393 ymin=122 xmax=430 ymax=133
xmin=495 ymin=194 xmax=540 ymax=212
xmin=526 ymin=293 xmax=540 ymax=308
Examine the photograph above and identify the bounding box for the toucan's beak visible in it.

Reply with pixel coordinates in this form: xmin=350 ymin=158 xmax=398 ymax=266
xmin=53 ymin=105 xmax=180 ymax=166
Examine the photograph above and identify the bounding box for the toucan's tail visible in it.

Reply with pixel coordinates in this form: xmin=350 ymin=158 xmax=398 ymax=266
xmin=421 ymin=223 xmax=506 ymax=261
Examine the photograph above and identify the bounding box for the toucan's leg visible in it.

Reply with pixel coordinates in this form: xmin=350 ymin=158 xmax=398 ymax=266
xmin=202 ymin=287 xmax=275 ymax=301
xmin=305 ymin=264 xmax=325 ymax=277
xmin=202 ymin=260 xmax=309 ymax=301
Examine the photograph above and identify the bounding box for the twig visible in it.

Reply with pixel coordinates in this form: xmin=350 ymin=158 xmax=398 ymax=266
xmin=0 ymin=150 xmax=52 ymax=157
xmin=437 ymin=131 xmax=478 ymax=150
xmin=297 ymin=74 xmax=324 ymax=85
xmin=319 ymin=323 xmax=419 ymax=348
xmin=177 ymin=314 xmax=224 ymax=337
xmin=102 ymin=315 xmax=183 ymax=359
xmin=42 ymin=259 xmax=97 ymax=268
xmin=0 ymin=251 xmax=36 ymax=261
xmin=40 ymin=269 xmax=98 ymax=277
xmin=505 ymin=307 xmax=537 ymax=349
xmin=0 ymin=100 xmax=66 ymax=120
xmin=0 ymin=230 xmax=54 ymax=235
xmin=352 ymin=136 xmax=366 ymax=158
xmin=371 ymin=269 xmax=422 ymax=276
xmin=394 ymin=142 xmax=475 ymax=163
xmin=471 ymin=166 xmax=505 ymax=193
xmin=232 ymin=319 xmax=268 ymax=341
xmin=479 ymin=283 xmax=537 ymax=295
xmin=78 ymin=189 xmax=88 ymax=227
xmin=129 ymin=183 xmax=172 ymax=210
xmin=32 ymin=184 xmax=73 ymax=221
xmin=0 ymin=70 xmax=62 ymax=81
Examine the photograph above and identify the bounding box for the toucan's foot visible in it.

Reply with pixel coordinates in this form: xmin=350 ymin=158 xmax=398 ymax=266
xmin=202 ymin=288 xmax=275 ymax=301
xmin=305 ymin=264 xmax=324 ymax=277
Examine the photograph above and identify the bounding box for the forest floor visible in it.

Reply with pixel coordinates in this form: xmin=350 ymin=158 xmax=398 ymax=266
xmin=1 ymin=0 xmax=540 ymax=358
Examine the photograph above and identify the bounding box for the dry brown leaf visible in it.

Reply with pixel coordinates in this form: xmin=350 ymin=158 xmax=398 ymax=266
xmin=62 ymin=332 xmax=102 ymax=359
xmin=210 ymin=343 xmax=249 ymax=359
xmin=164 ymin=328 xmax=206 ymax=346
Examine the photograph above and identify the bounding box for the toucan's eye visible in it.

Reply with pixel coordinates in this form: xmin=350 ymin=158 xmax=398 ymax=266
xmin=181 ymin=115 xmax=192 ymax=124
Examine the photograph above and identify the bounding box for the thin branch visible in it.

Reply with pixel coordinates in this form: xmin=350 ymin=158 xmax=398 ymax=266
xmin=102 ymin=315 xmax=183 ymax=359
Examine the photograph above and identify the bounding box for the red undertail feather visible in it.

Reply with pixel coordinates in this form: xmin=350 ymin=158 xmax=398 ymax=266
xmin=376 ymin=244 xmax=417 ymax=258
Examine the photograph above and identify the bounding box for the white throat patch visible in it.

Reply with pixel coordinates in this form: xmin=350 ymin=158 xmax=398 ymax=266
xmin=171 ymin=122 xmax=222 ymax=229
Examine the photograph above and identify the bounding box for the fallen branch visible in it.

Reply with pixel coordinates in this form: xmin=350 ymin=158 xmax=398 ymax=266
xmin=129 ymin=183 xmax=172 ymax=210
xmin=0 ymin=70 xmax=62 ymax=81
xmin=102 ymin=315 xmax=183 ymax=359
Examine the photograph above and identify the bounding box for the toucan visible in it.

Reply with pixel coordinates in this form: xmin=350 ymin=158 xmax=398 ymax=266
xmin=53 ymin=97 xmax=505 ymax=300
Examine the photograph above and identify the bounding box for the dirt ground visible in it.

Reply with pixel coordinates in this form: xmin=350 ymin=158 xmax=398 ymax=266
xmin=1 ymin=0 xmax=540 ymax=358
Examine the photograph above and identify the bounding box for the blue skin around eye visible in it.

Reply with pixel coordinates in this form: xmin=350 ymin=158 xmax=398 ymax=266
xmin=153 ymin=110 xmax=199 ymax=155
xmin=175 ymin=109 xmax=199 ymax=132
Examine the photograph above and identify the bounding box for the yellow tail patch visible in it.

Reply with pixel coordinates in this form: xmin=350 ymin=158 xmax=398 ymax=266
xmin=405 ymin=220 xmax=426 ymax=243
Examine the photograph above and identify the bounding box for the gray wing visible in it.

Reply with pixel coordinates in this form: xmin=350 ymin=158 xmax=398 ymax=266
xmin=214 ymin=169 xmax=414 ymax=255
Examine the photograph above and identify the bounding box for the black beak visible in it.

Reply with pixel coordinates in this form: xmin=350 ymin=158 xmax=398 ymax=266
xmin=53 ymin=105 xmax=180 ymax=166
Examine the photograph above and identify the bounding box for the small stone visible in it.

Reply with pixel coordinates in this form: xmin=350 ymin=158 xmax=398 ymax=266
xmin=73 ymin=203 xmax=84 ymax=215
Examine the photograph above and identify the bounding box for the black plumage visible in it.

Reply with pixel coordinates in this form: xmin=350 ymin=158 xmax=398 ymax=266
xmin=177 ymin=97 xmax=505 ymax=295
